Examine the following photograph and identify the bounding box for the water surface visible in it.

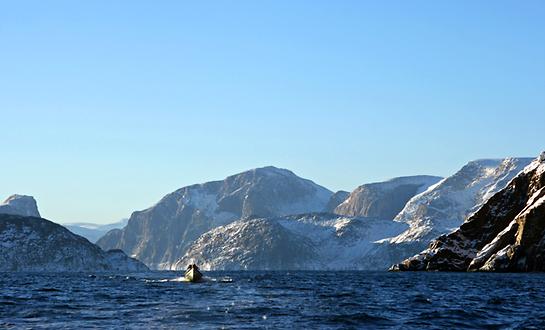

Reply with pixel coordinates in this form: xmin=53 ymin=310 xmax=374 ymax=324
xmin=1 ymin=271 xmax=545 ymax=329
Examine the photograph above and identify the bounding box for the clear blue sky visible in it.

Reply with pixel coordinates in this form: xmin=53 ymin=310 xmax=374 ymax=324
xmin=1 ymin=1 xmax=544 ymax=223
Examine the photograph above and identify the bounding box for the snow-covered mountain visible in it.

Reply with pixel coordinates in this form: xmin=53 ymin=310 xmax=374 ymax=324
xmin=174 ymin=213 xmax=408 ymax=270
xmin=97 ymin=166 xmax=333 ymax=269
xmin=392 ymin=152 xmax=545 ymax=272
xmin=64 ymin=219 xmax=128 ymax=243
xmin=0 ymin=194 xmax=127 ymax=243
xmin=358 ymin=157 xmax=534 ymax=269
xmin=93 ymin=158 xmax=532 ymax=271
xmin=175 ymin=217 xmax=318 ymax=270
xmin=171 ymin=158 xmax=533 ymax=270
xmin=334 ymin=176 xmax=442 ymax=219
xmin=390 ymin=158 xmax=533 ymax=244
xmin=0 ymin=194 xmax=40 ymax=218
xmin=0 ymin=214 xmax=148 ymax=272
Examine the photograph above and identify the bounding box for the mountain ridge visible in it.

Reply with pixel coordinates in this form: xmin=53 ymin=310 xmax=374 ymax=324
xmin=0 ymin=194 xmax=40 ymax=218
xmin=97 ymin=166 xmax=333 ymax=269
xmin=0 ymin=214 xmax=148 ymax=272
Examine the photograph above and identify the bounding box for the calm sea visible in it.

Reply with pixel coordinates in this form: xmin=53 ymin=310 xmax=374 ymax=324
xmin=1 ymin=271 xmax=545 ymax=329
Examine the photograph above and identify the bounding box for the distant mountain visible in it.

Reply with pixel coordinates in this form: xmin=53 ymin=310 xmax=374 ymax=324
xmin=91 ymin=157 xmax=534 ymax=270
xmin=323 ymin=191 xmax=350 ymax=213
xmin=0 ymin=194 xmax=40 ymax=218
xmin=0 ymin=195 xmax=128 ymax=244
xmin=0 ymin=214 xmax=148 ymax=272
xmin=174 ymin=213 xmax=408 ymax=271
xmin=97 ymin=166 xmax=333 ymax=269
xmin=334 ymin=176 xmax=442 ymax=219
xmin=392 ymin=153 xmax=545 ymax=272
xmin=64 ymin=219 xmax=128 ymax=243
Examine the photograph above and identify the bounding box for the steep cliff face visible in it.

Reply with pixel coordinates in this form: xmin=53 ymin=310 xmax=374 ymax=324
xmin=0 ymin=214 xmax=148 ymax=272
xmin=0 ymin=195 xmax=40 ymax=218
xmin=391 ymin=153 xmax=545 ymax=272
xmin=97 ymin=166 xmax=332 ymax=269
xmin=334 ymin=176 xmax=442 ymax=219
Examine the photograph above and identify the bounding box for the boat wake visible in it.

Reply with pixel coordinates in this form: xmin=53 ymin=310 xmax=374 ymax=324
xmin=143 ymin=276 xmax=233 ymax=283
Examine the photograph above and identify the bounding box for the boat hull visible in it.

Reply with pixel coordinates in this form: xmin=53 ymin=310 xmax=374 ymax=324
xmin=184 ymin=268 xmax=203 ymax=282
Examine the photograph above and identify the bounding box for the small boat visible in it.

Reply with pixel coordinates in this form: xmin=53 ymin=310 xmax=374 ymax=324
xmin=184 ymin=264 xmax=203 ymax=282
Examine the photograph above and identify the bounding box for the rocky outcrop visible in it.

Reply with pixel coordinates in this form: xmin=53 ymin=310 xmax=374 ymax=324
xmin=174 ymin=213 xmax=408 ymax=270
xmin=0 ymin=195 xmax=40 ymax=218
xmin=391 ymin=153 xmax=545 ymax=272
xmin=97 ymin=166 xmax=332 ymax=269
xmin=334 ymin=176 xmax=442 ymax=219
xmin=0 ymin=214 xmax=148 ymax=272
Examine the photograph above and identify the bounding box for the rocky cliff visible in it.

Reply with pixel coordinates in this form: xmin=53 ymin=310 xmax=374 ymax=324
xmin=350 ymin=158 xmax=533 ymax=269
xmin=323 ymin=190 xmax=350 ymax=213
xmin=334 ymin=176 xmax=442 ymax=219
xmin=0 ymin=195 xmax=40 ymax=218
xmin=391 ymin=153 xmax=545 ymax=272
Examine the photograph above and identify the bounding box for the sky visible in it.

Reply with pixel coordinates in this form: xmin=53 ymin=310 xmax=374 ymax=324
xmin=1 ymin=1 xmax=544 ymax=224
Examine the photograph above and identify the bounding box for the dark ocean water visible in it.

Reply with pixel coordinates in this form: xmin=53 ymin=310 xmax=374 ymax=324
xmin=1 ymin=271 xmax=545 ymax=329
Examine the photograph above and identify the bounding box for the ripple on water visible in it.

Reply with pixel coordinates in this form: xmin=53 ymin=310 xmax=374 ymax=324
xmin=2 ymin=271 xmax=545 ymax=329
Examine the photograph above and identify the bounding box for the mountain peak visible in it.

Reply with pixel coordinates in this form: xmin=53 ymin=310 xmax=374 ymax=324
xmin=0 ymin=194 xmax=40 ymax=218
xmin=98 ymin=166 xmax=333 ymax=269
xmin=4 ymin=194 xmax=34 ymax=203
xmin=249 ymin=166 xmax=296 ymax=177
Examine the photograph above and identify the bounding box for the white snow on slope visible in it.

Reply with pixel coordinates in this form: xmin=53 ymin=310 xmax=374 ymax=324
xmin=391 ymin=158 xmax=533 ymax=243
xmin=278 ymin=214 xmax=408 ymax=268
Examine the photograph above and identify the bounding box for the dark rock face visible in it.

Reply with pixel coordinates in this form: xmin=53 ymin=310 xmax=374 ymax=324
xmin=334 ymin=176 xmax=442 ymax=219
xmin=323 ymin=191 xmax=350 ymax=212
xmin=391 ymin=154 xmax=545 ymax=272
xmin=96 ymin=166 xmax=332 ymax=269
xmin=0 ymin=195 xmax=40 ymax=218
xmin=0 ymin=214 xmax=148 ymax=272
